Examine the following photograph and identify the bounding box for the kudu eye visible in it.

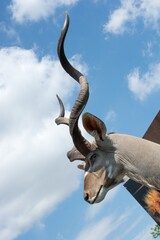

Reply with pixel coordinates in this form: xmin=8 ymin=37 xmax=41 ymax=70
xmin=90 ymin=153 xmax=97 ymax=164
xmin=85 ymin=153 xmax=97 ymax=170
xmin=92 ymin=153 xmax=97 ymax=160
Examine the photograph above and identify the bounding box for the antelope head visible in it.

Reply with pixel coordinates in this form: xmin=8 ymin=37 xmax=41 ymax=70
xmin=55 ymin=14 xmax=125 ymax=204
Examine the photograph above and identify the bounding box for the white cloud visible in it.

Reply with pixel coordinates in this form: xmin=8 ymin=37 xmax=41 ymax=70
xmin=56 ymin=232 xmax=66 ymax=240
xmin=76 ymin=209 xmax=131 ymax=240
xmin=77 ymin=207 xmax=152 ymax=240
xmin=0 ymin=47 xmax=86 ymax=239
xmin=132 ymin=223 xmax=154 ymax=240
xmin=104 ymin=0 xmax=138 ymax=34
xmin=0 ymin=22 xmax=20 ymax=44
xmin=116 ymin=215 xmax=144 ymax=240
xmin=127 ymin=63 xmax=160 ymax=101
xmin=142 ymin=41 xmax=154 ymax=57
xmin=9 ymin=0 xmax=78 ymax=23
xmin=105 ymin=110 xmax=117 ymax=122
xmin=140 ymin=0 xmax=160 ymax=30
xmin=104 ymin=0 xmax=160 ymax=34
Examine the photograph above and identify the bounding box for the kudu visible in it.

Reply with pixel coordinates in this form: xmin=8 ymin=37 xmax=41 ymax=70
xmin=55 ymin=14 xmax=160 ymax=204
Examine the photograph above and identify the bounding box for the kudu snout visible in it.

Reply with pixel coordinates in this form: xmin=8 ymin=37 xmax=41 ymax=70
xmin=83 ymin=167 xmax=108 ymax=204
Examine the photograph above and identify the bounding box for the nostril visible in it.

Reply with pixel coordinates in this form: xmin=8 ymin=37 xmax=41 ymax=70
xmin=84 ymin=193 xmax=89 ymax=201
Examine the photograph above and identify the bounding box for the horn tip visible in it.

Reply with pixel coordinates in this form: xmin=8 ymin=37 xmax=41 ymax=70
xmin=63 ymin=12 xmax=69 ymax=31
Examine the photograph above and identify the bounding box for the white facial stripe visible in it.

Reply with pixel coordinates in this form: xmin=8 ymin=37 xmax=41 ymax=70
xmin=108 ymin=165 xmax=113 ymax=179
xmin=84 ymin=171 xmax=89 ymax=178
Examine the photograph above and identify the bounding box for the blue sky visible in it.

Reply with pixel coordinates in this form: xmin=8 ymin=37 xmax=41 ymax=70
xmin=0 ymin=0 xmax=160 ymax=239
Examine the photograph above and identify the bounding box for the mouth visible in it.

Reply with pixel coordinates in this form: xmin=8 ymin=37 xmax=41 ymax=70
xmin=91 ymin=185 xmax=103 ymax=204
xmin=89 ymin=179 xmax=124 ymax=204
xmin=88 ymin=185 xmax=108 ymax=204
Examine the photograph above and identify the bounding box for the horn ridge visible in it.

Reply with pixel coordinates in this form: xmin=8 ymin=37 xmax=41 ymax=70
xmin=57 ymin=13 xmax=93 ymax=157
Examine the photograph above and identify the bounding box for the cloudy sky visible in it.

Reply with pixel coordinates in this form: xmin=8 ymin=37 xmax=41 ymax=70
xmin=0 ymin=0 xmax=160 ymax=239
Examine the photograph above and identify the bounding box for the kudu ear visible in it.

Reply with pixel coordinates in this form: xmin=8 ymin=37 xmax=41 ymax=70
xmin=82 ymin=112 xmax=107 ymax=141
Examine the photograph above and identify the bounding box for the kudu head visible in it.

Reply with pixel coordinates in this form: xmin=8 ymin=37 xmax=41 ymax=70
xmin=55 ymin=14 xmax=124 ymax=204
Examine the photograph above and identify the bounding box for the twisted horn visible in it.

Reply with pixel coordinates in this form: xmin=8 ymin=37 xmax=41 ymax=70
xmin=57 ymin=13 xmax=93 ymax=156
